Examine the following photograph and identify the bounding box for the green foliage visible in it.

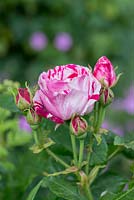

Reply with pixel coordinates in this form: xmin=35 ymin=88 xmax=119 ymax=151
xmin=27 ymin=179 xmax=44 ymax=200
xmin=90 ymin=137 xmax=108 ymax=166
xmin=92 ymin=172 xmax=127 ymax=200
xmin=100 ymin=187 xmax=134 ymax=200
xmin=0 ymin=0 xmax=133 ymax=195
xmin=114 ymin=134 xmax=134 ymax=150
xmin=0 ymin=84 xmax=32 ymax=199
xmin=0 ymin=107 xmax=31 ymax=151
xmin=0 ymin=0 xmax=133 ymax=89
xmin=0 ymin=93 xmax=18 ymax=112
xmin=42 ymin=176 xmax=86 ymax=200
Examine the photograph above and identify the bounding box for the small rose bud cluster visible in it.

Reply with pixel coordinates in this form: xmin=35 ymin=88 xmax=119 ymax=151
xmin=16 ymin=86 xmax=41 ymax=126
xmin=93 ymin=56 xmax=121 ymax=106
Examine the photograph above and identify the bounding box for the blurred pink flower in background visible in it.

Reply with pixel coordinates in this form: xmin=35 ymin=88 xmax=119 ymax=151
xmin=54 ymin=32 xmax=73 ymax=52
xmin=29 ymin=32 xmax=48 ymax=51
xmin=112 ymin=126 xmax=124 ymax=136
xmin=19 ymin=116 xmax=32 ymax=133
xmin=112 ymin=85 xmax=134 ymax=115
xmin=102 ymin=120 xmax=124 ymax=136
xmin=112 ymin=98 xmax=123 ymax=110
xmin=101 ymin=121 xmax=110 ymax=130
xmin=125 ymin=120 xmax=134 ymax=132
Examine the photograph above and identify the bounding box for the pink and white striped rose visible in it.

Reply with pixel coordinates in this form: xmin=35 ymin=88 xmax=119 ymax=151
xmin=93 ymin=56 xmax=117 ymax=88
xmin=33 ymin=64 xmax=101 ymax=124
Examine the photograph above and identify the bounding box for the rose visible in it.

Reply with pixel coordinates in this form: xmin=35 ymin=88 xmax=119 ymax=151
xmin=16 ymin=88 xmax=32 ymax=111
xmin=70 ymin=115 xmax=88 ymax=136
xmin=93 ymin=56 xmax=116 ymax=88
xmin=33 ymin=64 xmax=101 ymax=124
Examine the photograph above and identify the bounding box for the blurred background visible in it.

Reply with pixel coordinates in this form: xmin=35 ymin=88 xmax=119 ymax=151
xmin=0 ymin=0 xmax=133 ymax=134
xmin=0 ymin=0 xmax=134 ymax=199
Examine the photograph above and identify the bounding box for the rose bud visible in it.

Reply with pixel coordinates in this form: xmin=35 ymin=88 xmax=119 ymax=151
xmin=70 ymin=115 xmax=88 ymax=137
xmin=26 ymin=109 xmax=41 ymax=126
xmin=33 ymin=64 xmax=101 ymax=124
xmin=93 ymin=56 xmax=117 ymax=88
xmin=16 ymin=88 xmax=32 ymax=111
xmin=100 ymin=88 xmax=114 ymax=107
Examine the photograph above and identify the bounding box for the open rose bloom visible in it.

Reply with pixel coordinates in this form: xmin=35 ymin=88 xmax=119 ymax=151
xmin=33 ymin=64 xmax=101 ymax=123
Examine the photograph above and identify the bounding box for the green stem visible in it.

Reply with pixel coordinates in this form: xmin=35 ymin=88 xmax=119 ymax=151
xmin=78 ymin=139 xmax=84 ymax=169
xmin=46 ymin=148 xmax=70 ymax=168
xmin=86 ymin=136 xmax=93 ymax=175
xmin=70 ymin=134 xmax=78 ymax=166
xmin=95 ymin=104 xmax=106 ymax=134
xmin=84 ymin=184 xmax=94 ymax=200
xmin=108 ymin=146 xmax=123 ymax=161
xmin=38 ymin=126 xmax=44 ymax=144
xmin=32 ymin=126 xmax=44 ymax=145
xmin=86 ymin=154 xmax=91 ymax=175
xmin=93 ymin=102 xmax=98 ymax=127
xmin=33 ymin=130 xmax=39 ymax=145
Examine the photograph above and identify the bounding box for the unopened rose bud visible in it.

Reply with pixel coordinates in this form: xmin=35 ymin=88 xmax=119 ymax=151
xmin=100 ymin=88 xmax=114 ymax=106
xmin=70 ymin=115 xmax=88 ymax=137
xmin=93 ymin=56 xmax=117 ymax=88
xmin=16 ymin=88 xmax=32 ymax=111
xmin=26 ymin=109 xmax=41 ymax=126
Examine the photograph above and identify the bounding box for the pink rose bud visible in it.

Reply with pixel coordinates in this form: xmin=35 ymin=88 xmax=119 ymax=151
xmin=70 ymin=115 xmax=88 ymax=137
xmin=33 ymin=64 xmax=101 ymax=124
xmin=26 ymin=109 xmax=41 ymax=126
xmin=93 ymin=56 xmax=117 ymax=88
xmin=16 ymin=88 xmax=32 ymax=111
xmin=100 ymin=88 xmax=114 ymax=106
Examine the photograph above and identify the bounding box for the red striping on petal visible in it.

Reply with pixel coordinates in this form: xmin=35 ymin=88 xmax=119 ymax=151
xmin=72 ymin=117 xmax=78 ymax=132
xmin=36 ymin=108 xmax=48 ymax=118
xmin=51 ymin=116 xmax=64 ymax=124
xmin=57 ymin=66 xmax=62 ymax=72
xmin=16 ymin=94 xmax=19 ymax=104
xmin=48 ymin=70 xmax=51 ymax=79
xmin=63 ymin=90 xmax=69 ymax=94
xmin=92 ymin=81 xmax=95 ymax=93
xmin=36 ymin=107 xmax=63 ymax=124
xmin=66 ymin=64 xmax=77 ymax=72
xmin=88 ymin=94 xmax=100 ymax=100
xmin=81 ymin=68 xmax=88 ymax=75
xmin=61 ymin=68 xmax=64 ymax=80
xmin=18 ymin=88 xmax=31 ymax=103
xmin=68 ymin=73 xmax=78 ymax=79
